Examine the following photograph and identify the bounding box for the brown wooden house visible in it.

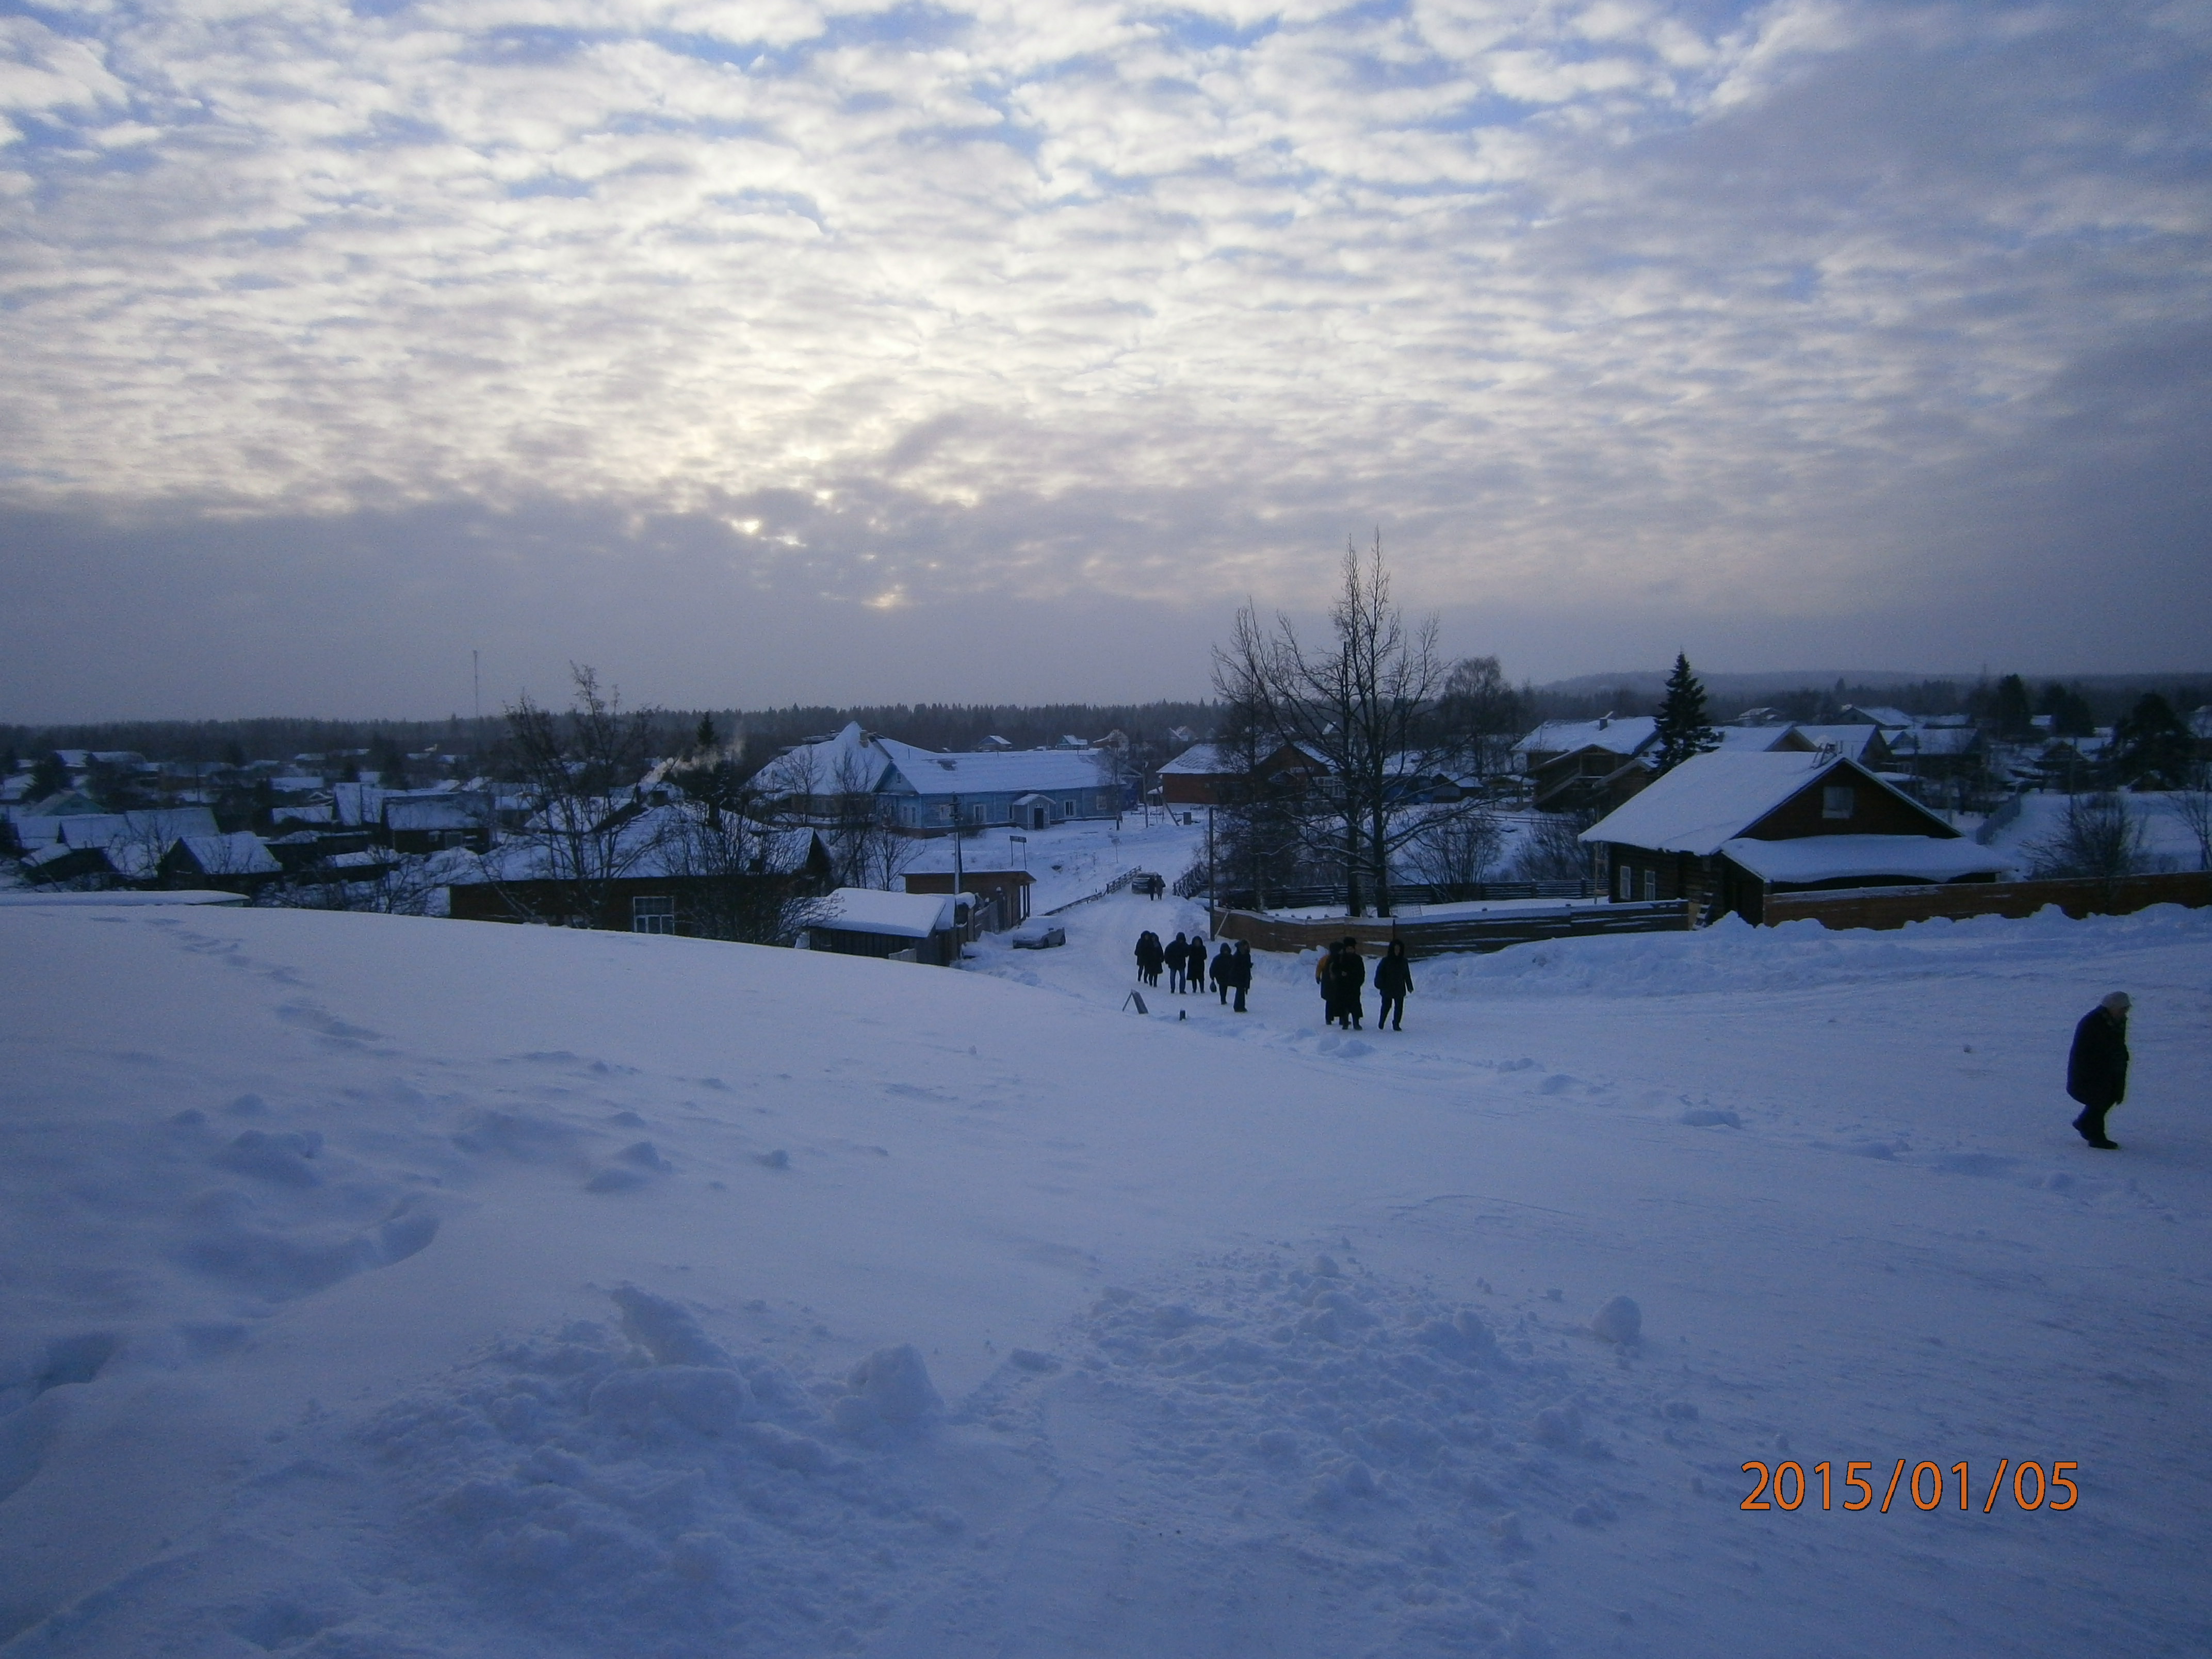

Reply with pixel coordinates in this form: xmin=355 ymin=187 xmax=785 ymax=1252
xmin=1580 ymin=752 xmax=2008 ymax=924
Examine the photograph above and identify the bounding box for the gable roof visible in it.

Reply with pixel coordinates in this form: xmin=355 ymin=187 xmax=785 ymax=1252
xmin=171 ymin=833 xmax=283 ymax=876
xmin=1158 ymin=743 xmax=1232 ymax=777
xmin=1783 ymin=725 xmax=1886 ymax=761
xmin=1515 ymin=717 xmax=1658 ymax=759
xmin=1579 ymin=752 xmax=1948 ymax=855
xmin=879 ymin=746 xmax=1111 ymax=796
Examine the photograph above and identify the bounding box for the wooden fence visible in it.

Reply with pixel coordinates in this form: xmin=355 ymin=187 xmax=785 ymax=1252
xmin=1763 ymin=871 xmax=2211 ymax=932
xmin=1211 ymin=899 xmax=1694 ymax=958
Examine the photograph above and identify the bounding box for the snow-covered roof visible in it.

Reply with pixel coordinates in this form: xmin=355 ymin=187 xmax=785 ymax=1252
xmin=881 ymin=746 xmax=1111 ymax=797
xmin=58 ymin=808 xmax=221 ymax=850
xmin=1515 ymin=717 xmax=1657 ymax=759
xmin=1882 ymin=726 xmax=1979 ymax=757
xmin=1838 ymin=705 xmax=1915 ymax=728
xmin=383 ymin=793 xmax=491 ymax=831
xmin=1582 ymin=752 xmax=1937 ymax=855
xmin=456 ymin=808 xmax=821 ymax=885
xmin=173 ymin=833 xmax=282 ymax=876
xmin=1706 ymin=726 xmax=1795 ymax=753
xmin=809 ymin=887 xmax=954 ymax=938
xmin=1784 ymin=725 xmax=1883 ymax=760
xmin=1158 ymin=743 xmax=1232 ymax=776
xmin=1718 ymin=835 xmax=2009 ymax=886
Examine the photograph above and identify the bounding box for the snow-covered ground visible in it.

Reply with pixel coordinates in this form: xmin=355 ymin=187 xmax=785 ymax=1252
xmin=3 ymin=896 xmax=2208 ymax=1656
xmin=1978 ymin=791 xmax=2208 ymax=877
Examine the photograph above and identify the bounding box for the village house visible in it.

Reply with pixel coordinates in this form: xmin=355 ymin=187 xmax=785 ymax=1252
xmin=1580 ymin=751 xmax=2008 ymax=924
xmin=159 ymin=832 xmax=284 ymax=892
xmin=1513 ymin=716 xmax=1660 ymax=814
xmin=754 ymin=723 xmax=1122 ymax=832
xmin=1155 ymin=741 xmax=1329 ymax=807
xmin=446 ymin=807 xmax=832 ymax=935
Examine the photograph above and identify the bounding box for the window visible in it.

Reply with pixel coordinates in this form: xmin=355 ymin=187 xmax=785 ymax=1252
xmin=1617 ymin=864 xmax=1634 ymax=901
xmin=1063 ymin=799 xmax=1076 ymax=817
xmin=632 ymin=894 xmax=676 ymax=935
xmin=1822 ymin=785 xmax=1856 ymax=820
xmin=1643 ymin=869 xmax=1658 ymax=901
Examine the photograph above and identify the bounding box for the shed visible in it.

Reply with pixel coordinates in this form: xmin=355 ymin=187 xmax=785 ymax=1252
xmin=800 ymin=888 xmax=962 ymax=965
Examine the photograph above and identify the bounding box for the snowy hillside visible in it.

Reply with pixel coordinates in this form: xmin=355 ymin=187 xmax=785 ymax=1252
xmin=2 ymin=899 xmax=2208 ymax=1656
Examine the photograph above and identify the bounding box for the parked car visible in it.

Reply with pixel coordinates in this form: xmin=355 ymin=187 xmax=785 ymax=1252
xmin=1011 ymin=921 xmax=1066 ymax=949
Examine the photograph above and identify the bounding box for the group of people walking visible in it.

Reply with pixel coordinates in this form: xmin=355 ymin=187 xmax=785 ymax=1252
xmin=1314 ymin=937 xmax=1414 ymax=1032
xmin=1134 ymin=930 xmax=1255 ymax=1012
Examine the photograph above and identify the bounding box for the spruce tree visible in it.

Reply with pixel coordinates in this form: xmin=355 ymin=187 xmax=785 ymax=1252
xmin=1653 ymin=653 xmax=1719 ymax=773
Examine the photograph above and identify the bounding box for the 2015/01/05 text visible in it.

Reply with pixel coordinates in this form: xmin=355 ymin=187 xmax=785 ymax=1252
xmin=1741 ymin=1460 xmax=2078 ymax=1514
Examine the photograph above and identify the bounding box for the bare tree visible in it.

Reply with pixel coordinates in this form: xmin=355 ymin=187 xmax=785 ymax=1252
xmin=1213 ymin=533 xmax=1465 ymax=916
xmin=1439 ymin=655 xmax=1525 ymax=779
xmin=1510 ymin=808 xmax=1599 ymax=884
xmin=1404 ymin=809 xmax=1504 ymax=892
xmin=2028 ymin=792 xmax=2149 ymax=881
xmin=497 ymin=664 xmax=664 ymax=925
xmin=2162 ymin=768 xmax=2212 ymax=872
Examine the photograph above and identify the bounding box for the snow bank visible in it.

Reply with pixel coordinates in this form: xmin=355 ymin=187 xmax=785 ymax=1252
xmin=1416 ymin=902 xmax=2212 ymax=999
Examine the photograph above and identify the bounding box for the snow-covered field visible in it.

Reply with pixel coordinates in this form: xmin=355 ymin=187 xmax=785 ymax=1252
xmin=3 ymin=893 xmax=2208 ymax=1656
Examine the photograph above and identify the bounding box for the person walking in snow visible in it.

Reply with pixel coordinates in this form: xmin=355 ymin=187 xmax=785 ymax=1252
xmin=1135 ymin=931 xmax=1163 ymax=987
xmin=1228 ymin=940 xmax=1253 ymax=1013
xmin=1165 ymin=932 xmax=1190 ymax=994
xmin=2067 ymin=991 xmax=2130 ymax=1149
xmin=1212 ymin=941 xmax=1234 ymax=1004
xmin=1374 ymin=939 xmax=1413 ymax=1032
xmin=1316 ymin=941 xmax=1341 ymax=1024
xmin=1320 ymin=937 xmax=1364 ymax=1030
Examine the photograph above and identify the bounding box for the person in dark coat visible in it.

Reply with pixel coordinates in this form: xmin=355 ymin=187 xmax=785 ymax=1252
xmin=1229 ymin=941 xmax=1253 ymax=1013
xmin=1165 ymin=932 xmax=1190 ymax=994
xmin=1212 ymin=942 xmax=1234 ymax=1003
xmin=1135 ymin=931 xmax=1163 ymax=987
xmin=2067 ymin=991 xmax=2130 ymax=1149
xmin=1318 ymin=942 xmax=1354 ymax=1035
xmin=1316 ymin=942 xmax=1341 ymax=1024
xmin=1374 ymin=939 xmax=1413 ymax=1031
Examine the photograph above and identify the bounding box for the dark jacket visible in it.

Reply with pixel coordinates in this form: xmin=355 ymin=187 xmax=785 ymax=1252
xmin=1375 ymin=947 xmax=1412 ymax=997
xmin=1329 ymin=949 xmax=1366 ymax=998
xmin=1165 ymin=935 xmax=1190 ymax=973
xmin=1212 ymin=945 xmax=1233 ymax=985
xmin=2067 ymin=1007 xmax=2128 ymax=1109
xmin=1227 ymin=944 xmax=1253 ymax=989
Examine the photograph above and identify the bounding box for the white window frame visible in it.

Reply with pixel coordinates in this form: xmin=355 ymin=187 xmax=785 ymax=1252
xmin=632 ymin=894 xmax=676 ymax=935
xmin=1643 ymin=869 xmax=1657 ymax=901
xmin=1822 ymin=785 xmax=1855 ymax=821
xmin=1617 ymin=864 xmax=1634 ymax=901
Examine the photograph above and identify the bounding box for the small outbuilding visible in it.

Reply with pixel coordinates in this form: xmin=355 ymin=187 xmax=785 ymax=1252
xmin=799 ymin=888 xmax=963 ymax=965
xmin=903 ymin=868 xmax=1033 ymax=931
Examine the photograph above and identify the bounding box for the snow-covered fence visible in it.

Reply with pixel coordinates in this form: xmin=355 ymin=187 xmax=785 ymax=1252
xmin=1763 ymin=871 xmax=2211 ymax=933
xmin=1975 ymin=793 xmax=2026 ymax=845
xmin=1213 ymin=899 xmax=1694 ymax=958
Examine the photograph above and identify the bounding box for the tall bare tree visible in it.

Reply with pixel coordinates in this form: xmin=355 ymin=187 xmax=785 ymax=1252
xmin=1213 ymin=533 xmax=1465 ymax=917
xmin=497 ymin=664 xmax=664 ymax=926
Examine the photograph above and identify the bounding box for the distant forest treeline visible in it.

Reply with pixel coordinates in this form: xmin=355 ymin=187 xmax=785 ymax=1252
xmin=0 ymin=702 xmax=1224 ymax=770
xmin=5 ymin=674 xmax=2205 ymax=769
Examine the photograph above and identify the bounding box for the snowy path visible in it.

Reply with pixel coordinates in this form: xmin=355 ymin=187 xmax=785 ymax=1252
xmin=1 ymin=901 xmax=2207 ymax=1656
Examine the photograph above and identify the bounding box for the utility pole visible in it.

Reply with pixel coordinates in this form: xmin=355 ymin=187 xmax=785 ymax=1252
xmin=1206 ymin=805 xmax=1215 ymax=937
xmin=472 ymin=650 xmax=481 ymax=728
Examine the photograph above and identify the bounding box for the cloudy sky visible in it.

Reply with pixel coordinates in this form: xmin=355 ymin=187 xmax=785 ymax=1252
xmin=2 ymin=0 xmax=2206 ymax=719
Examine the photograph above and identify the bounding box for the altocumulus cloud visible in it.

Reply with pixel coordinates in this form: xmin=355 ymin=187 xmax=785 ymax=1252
xmin=1 ymin=0 xmax=2207 ymax=712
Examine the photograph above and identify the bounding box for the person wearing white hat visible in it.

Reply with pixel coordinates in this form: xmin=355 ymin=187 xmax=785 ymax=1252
xmin=2067 ymin=991 xmax=2131 ymax=1149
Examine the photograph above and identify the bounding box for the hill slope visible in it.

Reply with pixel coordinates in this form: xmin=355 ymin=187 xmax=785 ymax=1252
xmin=1 ymin=901 xmax=2208 ymax=1656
